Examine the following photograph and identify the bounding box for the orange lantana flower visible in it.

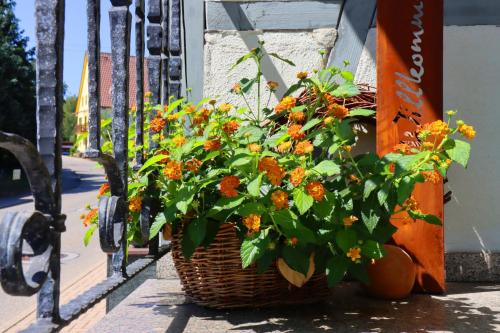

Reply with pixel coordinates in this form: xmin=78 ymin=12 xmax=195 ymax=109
xmin=421 ymin=170 xmax=441 ymax=184
xmin=288 ymin=111 xmax=306 ymax=123
xmin=222 ymin=120 xmax=240 ymax=134
xmin=296 ymin=71 xmax=308 ymax=80
xmin=243 ymin=214 xmax=261 ymax=233
xmin=393 ymin=143 xmax=412 ymax=155
xmin=458 ymin=124 xmax=476 ymax=140
xmin=185 ymin=104 xmax=196 ymax=114
xmin=186 ymin=158 xmax=202 ymax=173
xmin=305 ymin=181 xmax=325 ymax=202
xmin=288 ymin=124 xmax=305 ymax=140
xmin=266 ymin=165 xmax=286 ymax=186
xmin=275 ymin=96 xmax=296 ymax=114
xmin=404 ymin=195 xmax=419 ymax=211
xmin=247 ymin=143 xmax=262 ymax=153
xmin=129 ymin=196 xmax=142 ymax=213
xmin=343 ymin=215 xmax=359 ymax=227
xmin=81 ymin=208 xmax=98 ymax=227
xmin=258 ymin=157 xmax=279 ymax=173
xmin=294 ymin=140 xmax=314 ymax=155
xmin=347 ymin=247 xmax=362 ymax=262
xmin=163 ymin=160 xmax=183 ymax=180
xmin=290 ymin=167 xmax=305 ymax=187
xmin=219 ymin=103 xmax=233 ymax=113
xmin=204 ymin=139 xmax=221 ymax=151
xmin=328 ymin=103 xmax=349 ymax=119
xmin=172 ymin=135 xmax=186 ymax=147
xmin=97 ymin=183 xmax=110 ymax=198
xmin=277 ymin=141 xmax=292 ymax=153
xmin=150 ymin=116 xmax=166 ymax=133
xmin=271 ymin=190 xmax=289 ymax=210
xmin=220 ymin=176 xmax=240 ymax=198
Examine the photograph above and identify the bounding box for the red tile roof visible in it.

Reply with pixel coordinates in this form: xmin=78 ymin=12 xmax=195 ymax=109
xmin=99 ymin=52 xmax=149 ymax=109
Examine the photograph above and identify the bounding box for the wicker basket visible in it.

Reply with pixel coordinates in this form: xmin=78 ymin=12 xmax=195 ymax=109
xmin=171 ymin=223 xmax=332 ymax=309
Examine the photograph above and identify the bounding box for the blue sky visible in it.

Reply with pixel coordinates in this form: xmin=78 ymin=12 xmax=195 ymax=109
xmin=14 ymin=1 xmax=137 ymax=97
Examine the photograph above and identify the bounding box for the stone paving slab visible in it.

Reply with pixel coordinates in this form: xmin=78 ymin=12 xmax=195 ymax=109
xmin=90 ymin=279 xmax=500 ymax=333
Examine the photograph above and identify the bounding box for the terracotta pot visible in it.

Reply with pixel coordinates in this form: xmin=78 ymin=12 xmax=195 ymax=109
xmin=365 ymin=244 xmax=416 ymax=300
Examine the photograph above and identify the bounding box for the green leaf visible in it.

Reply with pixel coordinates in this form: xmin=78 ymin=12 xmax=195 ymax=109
xmin=397 ymin=176 xmax=415 ymax=205
xmin=83 ymin=224 xmax=97 ymax=246
xmin=349 ymin=263 xmax=370 ymax=285
xmin=340 ymin=70 xmax=354 ymax=82
xmin=203 ymin=150 xmax=220 ymax=161
xmin=312 ymin=160 xmax=340 ymax=176
xmin=325 ymin=256 xmax=348 ymax=287
xmin=247 ymin=173 xmax=263 ymax=197
xmin=361 ymin=206 xmax=380 ymax=234
xmin=241 ymin=232 xmax=270 ymax=268
xmin=256 ymin=249 xmax=278 ymax=274
xmin=137 ymin=154 xmax=169 ymax=173
xmin=348 ymin=108 xmax=376 ymax=117
xmin=272 ymin=209 xmax=316 ymax=244
xmin=301 ymin=118 xmax=322 ymax=132
xmin=236 ymin=202 xmax=267 ymax=216
xmin=185 ymin=217 xmax=208 ymax=247
xmin=293 ymin=188 xmax=314 ymax=215
xmin=268 ymin=53 xmax=296 ymax=66
xmin=363 ymin=178 xmax=380 ymax=200
xmin=240 ymin=77 xmax=256 ymax=93
xmin=377 ymin=183 xmax=390 ymax=206
xmin=361 ymin=240 xmax=385 ymax=259
xmin=408 ymin=210 xmax=442 ymax=225
xmin=231 ymin=155 xmax=252 ymax=167
xmin=149 ymin=213 xmax=167 ymax=240
xmin=282 ymin=246 xmax=310 ymax=275
xmin=332 ymin=82 xmax=359 ymax=98
xmin=335 ymin=228 xmax=358 ymax=252
xmin=207 ymin=196 xmax=246 ymax=217
xmin=335 ymin=120 xmax=355 ymax=141
xmin=283 ymin=83 xmax=301 ymax=97
xmin=230 ymin=52 xmax=255 ymax=70
xmin=175 ymin=186 xmax=196 ymax=214
xmin=446 ymin=139 xmax=471 ymax=168
xmin=312 ymin=191 xmax=335 ymax=219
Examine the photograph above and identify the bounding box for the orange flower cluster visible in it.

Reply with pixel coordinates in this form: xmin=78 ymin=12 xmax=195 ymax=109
xmin=393 ymin=143 xmax=412 ymax=155
xmin=156 ymin=150 xmax=170 ymax=164
xmin=81 ymin=208 xmax=97 ymax=227
xmin=219 ymin=103 xmax=233 ymax=113
xmin=296 ymin=71 xmax=308 ymax=80
xmin=418 ymin=120 xmax=450 ymax=140
xmin=220 ymin=175 xmax=240 ymax=198
xmin=97 ymin=183 xmax=110 ymax=198
xmin=271 ymin=190 xmax=289 ymax=210
xmin=290 ymin=167 xmax=305 ymax=187
xmin=185 ymin=104 xmax=196 ymax=114
xmin=247 ymin=143 xmax=261 ymax=153
xmin=204 ymin=139 xmax=221 ymax=151
xmin=288 ymin=111 xmax=305 ymax=123
xmin=459 ymin=124 xmax=476 ymax=140
xmin=277 ymin=141 xmax=292 ymax=153
xmin=275 ymin=96 xmax=296 ymax=113
xmin=186 ymin=158 xmax=202 ymax=173
xmin=328 ymin=103 xmax=349 ymax=119
xmin=129 ymin=196 xmax=142 ymax=213
xmin=172 ymin=135 xmax=186 ymax=147
xmin=305 ymin=181 xmax=325 ymax=201
xmin=258 ymin=157 xmax=285 ymax=186
xmin=421 ymin=170 xmax=441 ymax=184
xmin=347 ymin=247 xmax=362 ymax=261
xmin=150 ymin=115 xmax=166 ymax=133
xmin=294 ymin=140 xmax=314 ymax=155
xmin=231 ymin=82 xmax=242 ymax=94
xmin=343 ymin=215 xmax=358 ymax=227
xmin=267 ymin=81 xmax=279 ymax=91
xmin=243 ymin=214 xmax=261 ymax=233
xmin=288 ymin=124 xmax=305 ymax=140
xmin=167 ymin=113 xmax=179 ymax=121
xmin=404 ymin=195 xmax=419 ymax=211
xmin=163 ymin=160 xmax=183 ymax=180
xmin=222 ymin=120 xmax=240 ymax=134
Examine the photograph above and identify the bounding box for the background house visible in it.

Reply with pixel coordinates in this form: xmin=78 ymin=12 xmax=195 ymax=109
xmin=75 ymin=52 xmax=148 ymax=154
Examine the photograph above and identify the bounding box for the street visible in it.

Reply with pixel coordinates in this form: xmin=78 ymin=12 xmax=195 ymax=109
xmin=0 ymin=156 xmax=108 ymax=332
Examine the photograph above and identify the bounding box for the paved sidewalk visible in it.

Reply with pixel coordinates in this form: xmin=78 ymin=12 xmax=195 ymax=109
xmin=90 ymin=279 xmax=500 ymax=333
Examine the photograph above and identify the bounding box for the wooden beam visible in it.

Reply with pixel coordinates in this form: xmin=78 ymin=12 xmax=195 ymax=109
xmin=183 ymin=0 xmax=205 ymax=103
xmin=205 ymin=1 xmax=342 ymax=31
xmin=377 ymin=0 xmax=445 ymax=293
xmin=327 ymin=0 xmax=376 ymax=75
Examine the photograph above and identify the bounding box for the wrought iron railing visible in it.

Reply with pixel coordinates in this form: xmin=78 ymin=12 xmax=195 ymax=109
xmin=0 ymin=0 xmax=182 ymax=331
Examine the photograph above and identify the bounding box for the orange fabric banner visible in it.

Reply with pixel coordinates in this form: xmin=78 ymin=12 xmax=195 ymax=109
xmin=377 ymin=0 xmax=445 ymax=293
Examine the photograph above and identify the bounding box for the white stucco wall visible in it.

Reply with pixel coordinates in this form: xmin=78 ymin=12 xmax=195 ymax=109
xmin=356 ymin=26 xmax=500 ymax=252
xmin=203 ymin=29 xmax=337 ymax=109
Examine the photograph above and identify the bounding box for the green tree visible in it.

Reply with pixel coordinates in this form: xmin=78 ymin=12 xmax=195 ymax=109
xmin=0 ymin=0 xmax=36 ymax=183
xmin=62 ymin=95 xmax=77 ymax=142
xmin=0 ymin=0 xmax=36 ymax=142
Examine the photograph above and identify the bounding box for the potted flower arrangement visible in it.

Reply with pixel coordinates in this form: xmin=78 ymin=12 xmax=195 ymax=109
xmin=83 ymin=42 xmax=475 ymax=308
